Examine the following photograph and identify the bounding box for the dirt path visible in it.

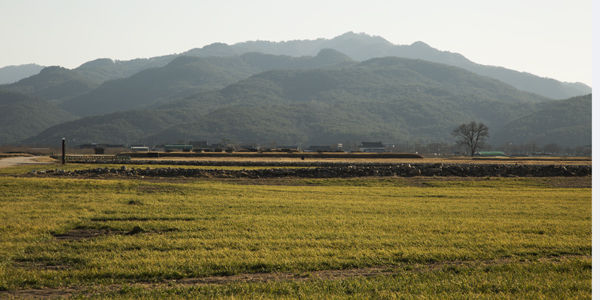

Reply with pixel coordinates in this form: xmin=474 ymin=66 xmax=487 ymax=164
xmin=1 ymin=254 xmax=589 ymax=298
xmin=0 ymin=156 xmax=54 ymax=168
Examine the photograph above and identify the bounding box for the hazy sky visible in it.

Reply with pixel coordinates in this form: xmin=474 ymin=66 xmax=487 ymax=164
xmin=0 ymin=0 xmax=592 ymax=85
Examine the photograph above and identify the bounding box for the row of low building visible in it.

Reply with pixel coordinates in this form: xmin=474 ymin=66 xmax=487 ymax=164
xmin=152 ymin=141 xmax=387 ymax=153
xmin=75 ymin=141 xmax=589 ymax=156
xmin=79 ymin=141 xmax=388 ymax=153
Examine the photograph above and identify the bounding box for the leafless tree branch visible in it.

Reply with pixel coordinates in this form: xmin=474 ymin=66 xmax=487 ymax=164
xmin=452 ymin=121 xmax=489 ymax=156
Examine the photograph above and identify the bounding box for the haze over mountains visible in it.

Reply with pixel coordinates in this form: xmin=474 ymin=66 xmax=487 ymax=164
xmin=60 ymin=49 xmax=353 ymax=116
xmin=0 ymin=32 xmax=591 ymax=148
xmin=0 ymin=64 xmax=44 ymax=84
xmin=190 ymin=32 xmax=591 ymax=100
xmin=494 ymin=94 xmax=591 ymax=146
xmin=0 ymin=90 xmax=75 ymax=145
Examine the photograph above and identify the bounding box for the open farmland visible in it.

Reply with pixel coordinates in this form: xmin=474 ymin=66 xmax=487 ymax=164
xmin=130 ymin=152 xmax=591 ymax=166
xmin=0 ymin=159 xmax=591 ymax=298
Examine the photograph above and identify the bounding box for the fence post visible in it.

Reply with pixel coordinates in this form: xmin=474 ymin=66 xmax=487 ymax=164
xmin=61 ymin=138 xmax=66 ymax=165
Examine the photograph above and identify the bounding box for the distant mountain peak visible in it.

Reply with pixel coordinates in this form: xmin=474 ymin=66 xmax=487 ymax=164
xmin=77 ymin=58 xmax=115 ymax=69
xmin=31 ymin=57 xmax=585 ymax=147
xmin=0 ymin=63 xmax=44 ymax=84
xmin=185 ymin=42 xmax=237 ymax=57
xmin=336 ymin=31 xmax=362 ymax=38
xmin=410 ymin=41 xmax=432 ymax=48
xmin=332 ymin=31 xmax=392 ymax=45
xmin=315 ymin=48 xmax=352 ymax=60
xmin=203 ymin=42 xmax=230 ymax=50
xmin=39 ymin=66 xmax=69 ymax=73
xmin=0 ymin=63 xmax=43 ymax=69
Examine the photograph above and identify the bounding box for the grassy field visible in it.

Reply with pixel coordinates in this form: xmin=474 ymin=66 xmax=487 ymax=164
xmin=0 ymin=164 xmax=591 ymax=298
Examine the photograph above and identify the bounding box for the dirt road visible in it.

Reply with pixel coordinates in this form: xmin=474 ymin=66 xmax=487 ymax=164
xmin=0 ymin=156 xmax=54 ymax=168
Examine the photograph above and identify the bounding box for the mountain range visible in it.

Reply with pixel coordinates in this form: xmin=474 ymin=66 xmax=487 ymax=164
xmin=0 ymin=32 xmax=591 ymax=148
xmin=25 ymin=56 xmax=588 ymax=147
xmin=0 ymin=64 xmax=44 ymax=85
xmin=0 ymin=90 xmax=75 ymax=145
xmin=494 ymin=94 xmax=591 ymax=146
xmin=59 ymin=49 xmax=353 ymax=116
xmin=186 ymin=32 xmax=591 ymax=100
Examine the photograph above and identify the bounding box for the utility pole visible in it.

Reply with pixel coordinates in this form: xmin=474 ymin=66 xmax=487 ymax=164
xmin=61 ymin=138 xmax=66 ymax=165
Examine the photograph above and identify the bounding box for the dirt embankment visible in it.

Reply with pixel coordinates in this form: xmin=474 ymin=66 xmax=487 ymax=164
xmin=31 ymin=163 xmax=591 ymax=178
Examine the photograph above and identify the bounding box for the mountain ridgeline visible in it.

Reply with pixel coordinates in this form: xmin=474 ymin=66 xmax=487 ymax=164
xmin=0 ymin=32 xmax=591 ymax=148
xmin=186 ymin=32 xmax=591 ymax=100
xmin=27 ymin=56 xmax=589 ymax=147
xmin=0 ymin=90 xmax=75 ymax=145
xmin=1 ymin=32 xmax=590 ymax=109
xmin=59 ymin=49 xmax=353 ymax=116
xmin=0 ymin=64 xmax=44 ymax=85
xmin=493 ymin=94 xmax=591 ymax=146
xmin=0 ymin=55 xmax=176 ymax=104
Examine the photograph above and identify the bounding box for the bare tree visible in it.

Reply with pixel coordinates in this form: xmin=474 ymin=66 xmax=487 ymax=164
xmin=452 ymin=121 xmax=489 ymax=156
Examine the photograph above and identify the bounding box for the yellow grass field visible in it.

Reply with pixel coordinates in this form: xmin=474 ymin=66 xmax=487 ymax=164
xmin=130 ymin=155 xmax=591 ymax=165
xmin=0 ymin=160 xmax=591 ymax=298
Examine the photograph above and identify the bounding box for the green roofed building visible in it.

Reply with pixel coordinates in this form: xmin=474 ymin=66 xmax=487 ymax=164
xmin=475 ymin=151 xmax=507 ymax=157
xmin=164 ymin=144 xmax=193 ymax=152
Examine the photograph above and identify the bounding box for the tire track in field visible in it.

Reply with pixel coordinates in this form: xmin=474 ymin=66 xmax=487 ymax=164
xmin=1 ymin=254 xmax=590 ymax=298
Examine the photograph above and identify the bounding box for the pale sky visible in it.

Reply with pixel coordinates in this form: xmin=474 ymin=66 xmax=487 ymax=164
xmin=0 ymin=0 xmax=593 ymax=85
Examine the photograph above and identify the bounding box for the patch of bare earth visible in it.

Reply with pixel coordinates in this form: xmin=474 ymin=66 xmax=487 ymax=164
xmin=2 ymin=288 xmax=77 ymax=299
xmin=0 ymin=156 xmax=53 ymax=168
xmin=51 ymin=226 xmax=154 ymax=240
xmin=221 ymin=177 xmax=317 ymax=186
xmin=52 ymin=228 xmax=122 ymax=240
xmin=538 ymin=177 xmax=591 ymax=188
xmin=31 ymin=156 xmax=58 ymax=163
xmin=12 ymin=261 xmax=71 ymax=271
xmin=2 ymin=254 xmax=589 ymax=298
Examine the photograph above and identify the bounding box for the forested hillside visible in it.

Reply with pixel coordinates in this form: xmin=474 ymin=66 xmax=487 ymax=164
xmin=0 ymin=55 xmax=176 ymax=104
xmin=59 ymin=49 xmax=352 ymax=116
xmin=0 ymin=90 xmax=75 ymax=145
xmin=187 ymin=32 xmax=590 ymax=99
xmin=28 ymin=57 xmax=564 ymax=146
xmin=4 ymin=33 xmax=590 ymax=147
xmin=493 ymin=94 xmax=591 ymax=146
